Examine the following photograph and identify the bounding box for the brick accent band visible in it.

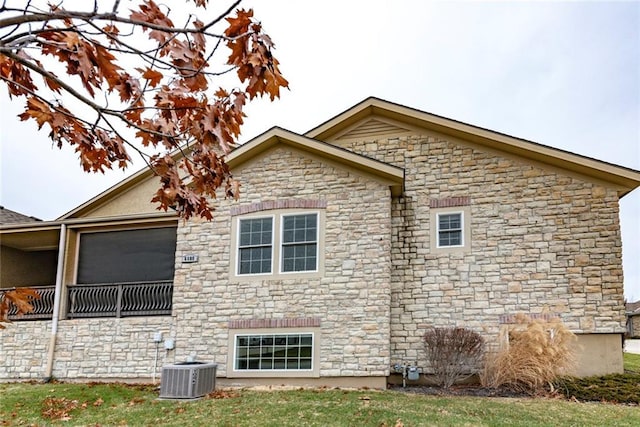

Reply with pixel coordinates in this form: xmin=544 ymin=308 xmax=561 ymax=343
xmin=228 ymin=317 xmax=322 ymax=329
xmin=499 ymin=313 xmax=559 ymax=324
xmin=429 ymin=196 xmax=471 ymax=208
xmin=230 ymin=199 xmax=327 ymax=216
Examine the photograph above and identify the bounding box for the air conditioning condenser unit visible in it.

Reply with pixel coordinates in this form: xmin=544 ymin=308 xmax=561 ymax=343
xmin=159 ymin=362 xmax=217 ymax=399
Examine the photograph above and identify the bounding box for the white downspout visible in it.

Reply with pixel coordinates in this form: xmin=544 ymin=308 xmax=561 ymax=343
xmin=45 ymin=223 xmax=66 ymax=380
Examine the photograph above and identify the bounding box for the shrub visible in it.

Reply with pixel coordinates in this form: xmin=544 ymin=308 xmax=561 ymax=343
xmin=481 ymin=314 xmax=576 ymax=392
xmin=554 ymin=373 xmax=640 ymax=404
xmin=423 ymin=327 xmax=485 ymax=388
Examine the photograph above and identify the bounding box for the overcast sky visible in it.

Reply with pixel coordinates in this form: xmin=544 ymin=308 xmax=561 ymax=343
xmin=1 ymin=0 xmax=639 ymax=298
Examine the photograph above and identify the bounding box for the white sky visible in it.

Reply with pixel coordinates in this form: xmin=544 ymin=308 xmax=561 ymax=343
xmin=1 ymin=0 xmax=639 ymax=298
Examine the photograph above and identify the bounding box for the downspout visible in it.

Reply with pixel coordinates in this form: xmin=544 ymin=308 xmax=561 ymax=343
xmin=45 ymin=223 xmax=66 ymax=381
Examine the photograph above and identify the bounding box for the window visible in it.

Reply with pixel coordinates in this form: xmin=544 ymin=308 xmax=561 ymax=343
xmin=430 ymin=206 xmax=471 ymax=253
xmin=238 ymin=217 xmax=273 ymax=274
xmin=437 ymin=213 xmax=463 ymax=247
xmin=234 ymin=333 xmax=313 ymax=371
xmin=233 ymin=211 xmax=322 ymax=278
xmin=282 ymin=214 xmax=317 ymax=272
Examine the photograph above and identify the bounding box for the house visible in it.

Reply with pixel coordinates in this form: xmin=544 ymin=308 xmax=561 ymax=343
xmin=626 ymin=301 xmax=640 ymax=338
xmin=1 ymin=98 xmax=639 ymax=387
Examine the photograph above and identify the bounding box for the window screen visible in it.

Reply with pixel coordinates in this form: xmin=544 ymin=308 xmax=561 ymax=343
xmin=77 ymin=227 xmax=177 ymax=284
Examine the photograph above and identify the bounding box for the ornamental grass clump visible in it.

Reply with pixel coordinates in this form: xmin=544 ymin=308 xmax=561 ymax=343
xmin=423 ymin=327 xmax=485 ymax=388
xmin=481 ymin=314 xmax=576 ymax=392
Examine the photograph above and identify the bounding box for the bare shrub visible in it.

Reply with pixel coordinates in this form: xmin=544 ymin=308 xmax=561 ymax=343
xmin=481 ymin=314 xmax=576 ymax=392
xmin=423 ymin=327 xmax=485 ymax=388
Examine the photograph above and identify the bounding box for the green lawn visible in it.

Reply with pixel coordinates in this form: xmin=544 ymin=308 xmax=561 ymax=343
xmin=624 ymin=352 xmax=640 ymax=373
xmin=1 ymin=382 xmax=639 ymax=427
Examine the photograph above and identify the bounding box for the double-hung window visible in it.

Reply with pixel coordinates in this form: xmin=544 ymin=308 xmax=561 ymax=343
xmin=238 ymin=217 xmax=273 ymax=275
xmin=235 ymin=212 xmax=321 ymax=277
xmin=437 ymin=212 xmax=463 ymax=248
xmin=282 ymin=214 xmax=317 ymax=272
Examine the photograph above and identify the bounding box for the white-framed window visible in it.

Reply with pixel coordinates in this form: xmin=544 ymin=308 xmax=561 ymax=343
xmin=238 ymin=217 xmax=274 ymax=275
xmin=234 ymin=333 xmax=314 ymax=371
xmin=227 ymin=326 xmax=321 ymax=378
xmin=281 ymin=213 xmax=318 ymax=272
xmin=437 ymin=212 xmax=463 ymax=248
xmin=233 ymin=211 xmax=322 ymax=278
xmin=430 ymin=206 xmax=471 ymax=253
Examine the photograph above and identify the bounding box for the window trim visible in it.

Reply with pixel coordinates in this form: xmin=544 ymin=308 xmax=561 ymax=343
xmin=280 ymin=212 xmax=319 ymax=274
xmin=230 ymin=209 xmax=325 ymax=281
xmin=436 ymin=212 xmax=464 ymax=248
xmin=227 ymin=327 xmax=321 ymax=378
xmin=236 ymin=215 xmax=275 ymax=277
xmin=430 ymin=206 xmax=471 ymax=253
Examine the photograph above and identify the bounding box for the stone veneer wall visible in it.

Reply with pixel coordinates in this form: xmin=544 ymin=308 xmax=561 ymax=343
xmin=171 ymin=146 xmax=393 ymax=378
xmin=329 ymin=133 xmax=625 ymax=366
xmin=1 ymin=321 xmax=51 ymax=379
xmin=0 ymin=317 xmax=176 ymax=380
xmin=51 ymin=317 xmax=176 ymax=378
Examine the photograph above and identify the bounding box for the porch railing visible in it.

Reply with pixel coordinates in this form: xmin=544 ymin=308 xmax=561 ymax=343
xmin=1 ymin=285 xmax=56 ymax=320
xmin=67 ymin=281 xmax=173 ymax=318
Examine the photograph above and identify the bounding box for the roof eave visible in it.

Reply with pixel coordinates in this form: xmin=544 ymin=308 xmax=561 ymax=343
xmin=227 ymin=127 xmax=404 ymax=196
xmin=306 ymin=98 xmax=640 ymax=197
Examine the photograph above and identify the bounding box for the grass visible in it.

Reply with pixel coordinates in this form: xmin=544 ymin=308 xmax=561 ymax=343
xmin=623 ymin=352 xmax=640 ymax=373
xmin=1 ymin=382 xmax=640 ymax=426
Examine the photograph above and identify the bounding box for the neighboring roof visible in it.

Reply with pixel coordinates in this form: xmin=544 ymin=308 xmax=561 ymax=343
xmin=306 ymin=97 xmax=640 ymax=197
xmin=0 ymin=206 xmax=41 ymax=224
xmin=627 ymin=301 xmax=640 ymax=315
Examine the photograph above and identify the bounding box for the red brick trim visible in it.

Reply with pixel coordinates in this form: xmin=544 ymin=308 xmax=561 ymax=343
xmin=228 ymin=317 xmax=322 ymax=329
xmin=499 ymin=313 xmax=559 ymax=324
xmin=429 ymin=197 xmax=470 ymax=208
xmin=230 ymin=200 xmax=327 ymax=216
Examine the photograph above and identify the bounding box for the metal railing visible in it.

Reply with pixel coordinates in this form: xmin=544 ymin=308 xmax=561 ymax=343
xmin=67 ymin=281 xmax=173 ymax=318
xmin=1 ymin=285 xmax=56 ymax=320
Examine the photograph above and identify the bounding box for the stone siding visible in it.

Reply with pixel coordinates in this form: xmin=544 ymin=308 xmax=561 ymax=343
xmin=0 ymin=317 xmax=175 ymax=380
xmin=328 ymin=133 xmax=625 ymax=366
xmin=1 ymin=321 xmax=51 ymax=379
xmin=172 ymin=146 xmax=393 ymax=377
xmin=0 ymin=126 xmax=627 ymax=381
xmin=51 ymin=317 xmax=175 ymax=378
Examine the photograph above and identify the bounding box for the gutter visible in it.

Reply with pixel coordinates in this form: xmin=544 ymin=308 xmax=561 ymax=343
xmin=45 ymin=223 xmax=66 ymax=381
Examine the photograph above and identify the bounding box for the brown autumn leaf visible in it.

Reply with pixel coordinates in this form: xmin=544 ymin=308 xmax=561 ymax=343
xmin=141 ymin=68 xmax=164 ymax=87
xmin=1 ymin=3 xmax=288 ymax=221
xmin=18 ymin=97 xmax=54 ymax=129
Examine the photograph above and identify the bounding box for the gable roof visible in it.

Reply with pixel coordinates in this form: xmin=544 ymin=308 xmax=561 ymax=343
xmin=58 ymin=124 xmax=405 ymax=219
xmin=226 ymin=127 xmax=404 ymax=196
xmin=55 ymin=97 xmax=639 ymax=219
xmin=306 ymin=97 xmax=640 ymax=197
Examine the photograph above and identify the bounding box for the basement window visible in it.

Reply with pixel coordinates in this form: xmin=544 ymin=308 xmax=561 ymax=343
xmin=234 ymin=333 xmax=314 ymax=371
